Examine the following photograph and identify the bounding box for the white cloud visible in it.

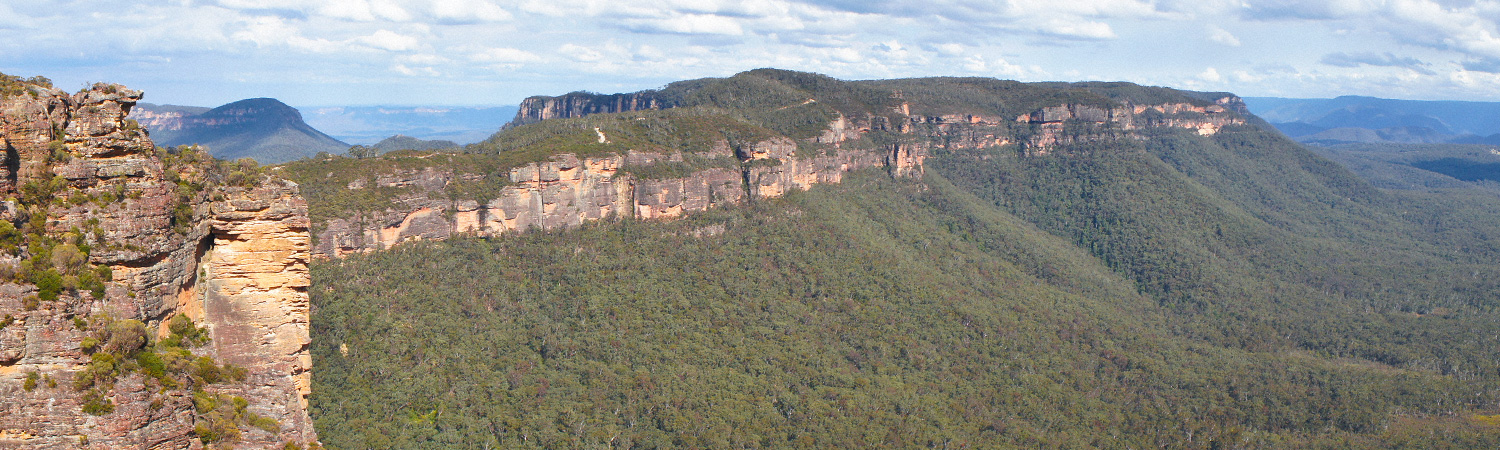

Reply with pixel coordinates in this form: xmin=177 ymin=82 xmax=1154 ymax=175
xmin=471 ymin=48 xmax=542 ymax=63
xmin=429 ymin=0 xmax=512 ymax=23
xmin=391 ymin=63 xmax=439 ymax=76
xmin=962 ymin=55 xmax=1037 ymax=78
xmin=231 ymin=16 xmax=343 ymax=52
xmin=1037 ymin=19 xmax=1116 ymax=39
xmin=1198 ymin=67 xmax=1223 ymax=82
xmin=352 ymin=29 xmax=421 ymax=52
xmin=559 ymin=43 xmax=605 ymax=62
xmin=1382 ymin=0 xmax=1500 ymax=59
xmin=0 ymin=3 xmax=31 ymax=30
xmin=401 ymin=53 xmax=449 ymax=65
xmin=1241 ymin=0 xmax=1383 ymax=20
xmin=319 ymin=0 xmax=413 ymax=22
xmin=827 ymin=47 xmax=862 ymax=63
xmin=635 ymin=45 xmax=667 ymax=61
xmin=931 ymin=43 xmax=965 ymax=57
xmin=12 ymin=0 xmax=1500 ymax=106
xmin=623 ymin=13 xmax=746 ymax=35
xmin=1207 ymin=25 xmax=1241 ymax=46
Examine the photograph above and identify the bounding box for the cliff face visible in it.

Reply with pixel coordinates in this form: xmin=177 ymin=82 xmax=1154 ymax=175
xmin=909 ymin=98 xmax=1244 ymax=154
xmin=313 ymin=91 xmax=1243 ymax=258
xmin=0 ymin=81 xmax=313 ymax=448
xmin=506 ymin=92 xmax=671 ymax=129
xmin=314 ymin=137 xmax=900 ymax=258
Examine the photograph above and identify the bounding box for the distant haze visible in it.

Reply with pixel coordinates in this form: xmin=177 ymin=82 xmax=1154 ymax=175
xmin=299 ymin=105 xmax=518 ymax=145
xmin=1244 ymin=96 xmax=1500 ymax=146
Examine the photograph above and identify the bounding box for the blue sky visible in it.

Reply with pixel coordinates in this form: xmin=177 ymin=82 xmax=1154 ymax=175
xmin=4 ymin=0 xmax=1500 ymax=107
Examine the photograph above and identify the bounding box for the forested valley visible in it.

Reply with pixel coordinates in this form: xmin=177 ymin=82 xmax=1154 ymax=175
xmin=300 ymin=73 xmax=1500 ymax=449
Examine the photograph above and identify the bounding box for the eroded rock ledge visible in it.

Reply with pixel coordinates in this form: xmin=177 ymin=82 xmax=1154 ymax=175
xmin=0 ymin=81 xmax=313 ymax=449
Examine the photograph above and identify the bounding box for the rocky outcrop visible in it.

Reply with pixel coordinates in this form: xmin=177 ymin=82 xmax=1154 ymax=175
xmin=0 ymin=81 xmax=314 ymax=448
xmin=505 ymin=91 xmax=672 ymax=129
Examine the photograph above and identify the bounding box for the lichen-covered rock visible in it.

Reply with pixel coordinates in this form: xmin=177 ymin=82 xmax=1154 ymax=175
xmin=0 ymin=80 xmax=314 ymax=449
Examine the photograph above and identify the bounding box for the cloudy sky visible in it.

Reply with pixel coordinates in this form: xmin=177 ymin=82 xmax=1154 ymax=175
xmin=3 ymin=0 xmax=1500 ymax=107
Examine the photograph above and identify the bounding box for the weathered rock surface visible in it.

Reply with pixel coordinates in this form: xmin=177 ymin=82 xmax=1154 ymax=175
xmin=0 ymin=81 xmax=313 ymax=448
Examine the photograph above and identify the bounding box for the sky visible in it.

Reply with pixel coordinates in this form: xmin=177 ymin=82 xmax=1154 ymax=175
xmin=5 ymin=0 xmax=1500 ymax=107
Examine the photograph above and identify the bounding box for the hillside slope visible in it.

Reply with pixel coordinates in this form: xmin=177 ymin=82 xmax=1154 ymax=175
xmin=298 ymin=70 xmax=1500 ymax=449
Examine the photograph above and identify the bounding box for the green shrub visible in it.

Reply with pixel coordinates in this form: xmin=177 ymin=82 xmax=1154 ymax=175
xmin=80 ymin=389 xmax=114 ymax=415
xmin=79 ymin=336 xmax=99 ymax=353
xmin=248 ymin=413 xmax=280 ymax=433
xmin=165 ymin=314 xmax=209 ymax=347
xmin=102 ymin=319 xmax=147 ymax=355
xmin=34 ymin=270 xmax=61 ymax=302
xmin=0 ymin=73 xmax=52 ymax=99
xmin=22 ymin=371 xmax=38 ymax=391
xmin=137 ymin=351 xmax=165 ymax=380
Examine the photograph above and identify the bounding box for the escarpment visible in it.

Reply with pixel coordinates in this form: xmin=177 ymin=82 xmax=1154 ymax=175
xmin=313 ymin=135 xmax=903 ymax=258
xmin=0 ymin=78 xmax=314 ymax=449
xmin=310 ymin=73 xmax=1245 ymax=258
xmin=505 ymin=91 xmax=672 ymax=129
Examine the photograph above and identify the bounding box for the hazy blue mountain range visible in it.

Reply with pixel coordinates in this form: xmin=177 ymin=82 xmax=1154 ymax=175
xmin=1245 ymin=96 xmax=1500 ymax=145
xmin=131 ymin=98 xmax=349 ymax=164
xmin=299 ymin=105 xmax=518 ymax=145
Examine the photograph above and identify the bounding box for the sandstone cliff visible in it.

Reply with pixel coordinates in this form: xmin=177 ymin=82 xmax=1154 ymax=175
xmin=0 ymin=79 xmax=314 ymax=448
xmin=505 ymin=91 xmax=672 ymax=129
xmin=312 ymin=135 xmax=903 ymax=258
xmin=311 ymin=77 xmax=1243 ymax=258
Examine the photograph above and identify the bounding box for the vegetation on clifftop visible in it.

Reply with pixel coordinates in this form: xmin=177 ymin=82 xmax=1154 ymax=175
xmin=0 ymin=72 xmax=54 ymax=99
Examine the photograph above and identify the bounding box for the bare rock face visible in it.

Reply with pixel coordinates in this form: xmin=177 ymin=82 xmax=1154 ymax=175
xmin=506 ymin=91 xmax=671 ymax=129
xmin=0 ymin=81 xmax=314 ymax=448
xmin=1009 ymin=99 xmax=1246 ymax=153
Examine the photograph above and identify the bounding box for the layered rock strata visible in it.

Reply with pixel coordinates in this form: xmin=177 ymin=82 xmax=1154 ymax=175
xmin=315 ymin=92 xmax=1244 ymax=258
xmin=314 ymin=136 xmax=903 ymax=258
xmin=0 ymin=81 xmax=313 ymax=448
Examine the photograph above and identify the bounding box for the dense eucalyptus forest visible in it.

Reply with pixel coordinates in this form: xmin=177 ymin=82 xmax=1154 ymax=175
xmin=296 ymin=71 xmax=1500 ymax=449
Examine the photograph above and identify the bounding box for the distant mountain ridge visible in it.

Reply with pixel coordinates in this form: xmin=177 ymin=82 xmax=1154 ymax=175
xmin=370 ymin=134 xmax=458 ymax=152
xmin=131 ymin=98 xmax=349 ymax=164
xmin=300 ymin=105 xmax=517 ymax=145
xmin=1245 ymin=95 xmax=1500 ymax=145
